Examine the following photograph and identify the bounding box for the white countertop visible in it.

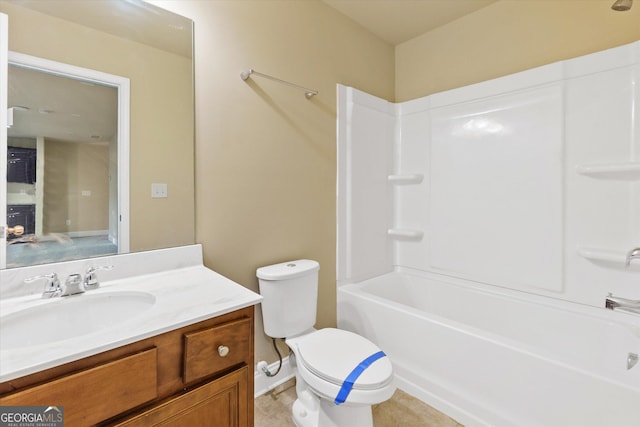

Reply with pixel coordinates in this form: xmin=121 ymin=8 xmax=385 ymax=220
xmin=0 ymin=245 xmax=262 ymax=382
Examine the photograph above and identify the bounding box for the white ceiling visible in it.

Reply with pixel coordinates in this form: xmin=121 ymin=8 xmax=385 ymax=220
xmin=8 ymin=64 xmax=118 ymax=145
xmin=322 ymin=0 xmax=499 ymax=45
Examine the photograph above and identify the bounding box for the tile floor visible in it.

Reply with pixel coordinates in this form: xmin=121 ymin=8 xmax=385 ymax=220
xmin=254 ymin=379 xmax=463 ymax=427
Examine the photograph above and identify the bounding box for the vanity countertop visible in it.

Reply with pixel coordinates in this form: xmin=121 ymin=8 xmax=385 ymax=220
xmin=0 ymin=246 xmax=262 ymax=383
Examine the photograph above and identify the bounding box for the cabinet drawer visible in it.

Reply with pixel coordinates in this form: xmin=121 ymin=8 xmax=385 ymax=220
xmin=183 ymin=318 xmax=250 ymax=383
xmin=0 ymin=348 xmax=158 ymax=427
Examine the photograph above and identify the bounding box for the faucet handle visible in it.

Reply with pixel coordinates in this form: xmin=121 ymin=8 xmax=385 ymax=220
xmin=625 ymin=247 xmax=640 ymax=267
xmin=83 ymin=265 xmax=114 ymax=290
xmin=25 ymin=273 xmax=63 ymax=298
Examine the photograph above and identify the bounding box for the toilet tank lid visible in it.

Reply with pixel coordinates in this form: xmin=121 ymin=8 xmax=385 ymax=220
xmin=256 ymin=259 xmax=320 ymax=280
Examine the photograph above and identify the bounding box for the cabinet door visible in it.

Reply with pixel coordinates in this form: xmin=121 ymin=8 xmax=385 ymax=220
xmin=113 ymin=367 xmax=248 ymax=427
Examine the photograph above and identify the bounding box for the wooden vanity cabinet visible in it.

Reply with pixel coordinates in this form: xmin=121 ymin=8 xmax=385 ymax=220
xmin=111 ymin=366 xmax=248 ymax=427
xmin=0 ymin=306 xmax=255 ymax=427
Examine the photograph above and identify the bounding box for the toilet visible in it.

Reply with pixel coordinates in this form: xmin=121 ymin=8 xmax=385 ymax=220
xmin=257 ymin=260 xmax=395 ymax=427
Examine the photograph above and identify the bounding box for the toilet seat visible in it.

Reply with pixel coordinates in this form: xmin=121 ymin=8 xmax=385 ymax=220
xmin=288 ymin=328 xmax=395 ymax=405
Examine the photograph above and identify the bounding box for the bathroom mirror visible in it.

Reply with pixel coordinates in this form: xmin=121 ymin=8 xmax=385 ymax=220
xmin=0 ymin=0 xmax=195 ymax=269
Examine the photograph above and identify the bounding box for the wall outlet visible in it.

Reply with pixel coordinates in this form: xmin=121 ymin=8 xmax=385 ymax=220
xmin=151 ymin=183 xmax=168 ymax=198
xmin=257 ymin=361 xmax=269 ymax=376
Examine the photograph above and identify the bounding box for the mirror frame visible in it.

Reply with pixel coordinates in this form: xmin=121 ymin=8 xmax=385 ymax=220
xmin=1 ymin=51 xmax=130 ymax=268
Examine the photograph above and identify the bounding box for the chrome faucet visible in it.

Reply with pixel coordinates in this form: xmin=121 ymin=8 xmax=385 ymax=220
xmin=61 ymin=273 xmax=85 ymax=296
xmin=24 ymin=266 xmax=112 ymax=299
xmin=625 ymin=247 xmax=640 ymax=267
xmin=24 ymin=273 xmax=64 ymax=298
xmin=83 ymin=265 xmax=113 ymax=290
xmin=605 ymin=293 xmax=640 ymax=314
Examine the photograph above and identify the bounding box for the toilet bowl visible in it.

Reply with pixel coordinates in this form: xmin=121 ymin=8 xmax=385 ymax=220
xmin=287 ymin=328 xmax=395 ymax=427
xmin=257 ymin=260 xmax=395 ymax=427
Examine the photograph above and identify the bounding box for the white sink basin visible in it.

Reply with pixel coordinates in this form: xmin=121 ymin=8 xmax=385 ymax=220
xmin=0 ymin=291 xmax=156 ymax=350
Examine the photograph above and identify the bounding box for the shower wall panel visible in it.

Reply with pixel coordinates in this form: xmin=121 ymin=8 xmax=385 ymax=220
xmin=394 ymin=98 xmax=430 ymax=269
xmin=337 ymin=86 xmax=395 ymax=283
xmin=428 ymin=84 xmax=564 ymax=293
xmin=564 ymin=56 xmax=640 ymax=302
xmin=338 ymin=40 xmax=640 ymax=306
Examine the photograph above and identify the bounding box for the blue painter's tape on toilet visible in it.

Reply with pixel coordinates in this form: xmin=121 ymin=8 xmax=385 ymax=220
xmin=334 ymin=351 xmax=387 ymax=405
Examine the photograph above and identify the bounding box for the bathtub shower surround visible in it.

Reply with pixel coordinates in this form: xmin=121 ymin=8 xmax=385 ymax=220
xmin=337 ymin=41 xmax=640 ymax=426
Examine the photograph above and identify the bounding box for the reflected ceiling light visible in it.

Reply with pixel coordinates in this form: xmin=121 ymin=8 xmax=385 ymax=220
xmin=611 ymin=0 xmax=633 ymax=11
xmin=451 ymin=117 xmax=508 ymax=137
xmin=462 ymin=118 xmax=504 ymax=135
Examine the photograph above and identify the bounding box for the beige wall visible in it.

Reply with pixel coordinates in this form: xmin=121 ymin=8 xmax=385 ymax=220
xmin=158 ymin=0 xmax=395 ymax=363
xmin=0 ymin=1 xmax=195 ymax=252
xmin=43 ymin=139 xmax=109 ymax=234
xmin=396 ymin=0 xmax=640 ymax=101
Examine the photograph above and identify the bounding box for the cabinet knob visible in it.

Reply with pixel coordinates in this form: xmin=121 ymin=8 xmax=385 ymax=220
xmin=218 ymin=345 xmax=230 ymax=357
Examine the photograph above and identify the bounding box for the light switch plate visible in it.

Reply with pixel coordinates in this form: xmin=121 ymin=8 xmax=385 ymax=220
xmin=151 ymin=183 xmax=168 ymax=198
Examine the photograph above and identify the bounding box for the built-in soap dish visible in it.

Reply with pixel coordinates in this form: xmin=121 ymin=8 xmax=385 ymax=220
xmin=387 ymin=174 xmax=424 ymax=185
xmin=576 ymin=163 xmax=640 ymax=180
xmin=387 ymin=229 xmax=424 ymax=240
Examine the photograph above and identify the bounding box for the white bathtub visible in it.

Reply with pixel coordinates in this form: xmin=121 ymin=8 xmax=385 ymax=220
xmin=337 ymin=270 xmax=640 ymax=427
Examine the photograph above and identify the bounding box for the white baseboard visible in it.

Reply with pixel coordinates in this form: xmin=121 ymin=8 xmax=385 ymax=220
xmin=254 ymin=356 xmax=295 ymax=398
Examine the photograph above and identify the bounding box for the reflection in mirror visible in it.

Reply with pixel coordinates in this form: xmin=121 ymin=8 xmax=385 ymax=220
xmin=0 ymin=0 xmax=195 ymax=269
xmin=6 ymin=61 xmax=121 ymax=268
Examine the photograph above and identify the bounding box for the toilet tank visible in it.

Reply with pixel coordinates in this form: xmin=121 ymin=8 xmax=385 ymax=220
xmin=257 ymin=259 xmax=320 ymax=338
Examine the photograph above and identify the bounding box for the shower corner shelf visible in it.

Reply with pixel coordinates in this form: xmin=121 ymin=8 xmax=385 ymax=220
xmin=387 ymin=174 xmax=424 ymax=185
xmin=576 ymin=162 xmax=640 ymax=180
xmin=577 ymin=247 xmax=640 ymax=271
xmin=387 ymin=228 xmax=424 ymax=240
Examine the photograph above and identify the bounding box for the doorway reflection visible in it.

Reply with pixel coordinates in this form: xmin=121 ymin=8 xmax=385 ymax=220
xmin=6 ymin=62 xmax=119 ymax=267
